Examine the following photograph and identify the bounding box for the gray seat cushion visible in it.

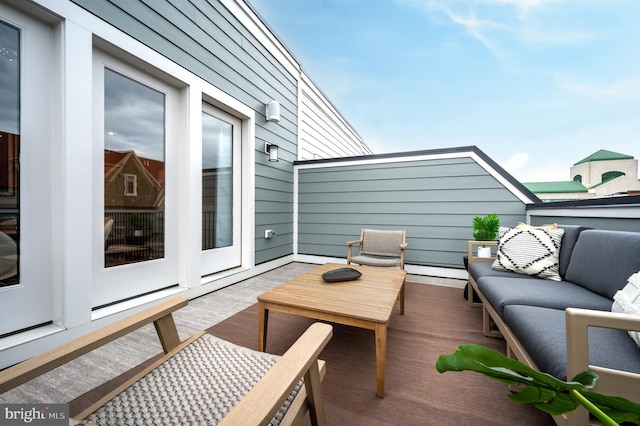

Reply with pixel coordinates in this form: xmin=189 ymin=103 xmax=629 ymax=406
xmin=477 ymin=276 xmax=612 ymax=319
xmin=503 ymin=305 xmax=640 ymax=381
xmin=565 ymin=230 xmax=640 ymax=299
xmin=467 ymin=261 xmax=532 ymax=283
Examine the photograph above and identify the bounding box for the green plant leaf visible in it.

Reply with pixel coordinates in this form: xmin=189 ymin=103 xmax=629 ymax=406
xmin=569 ymin=371 xmax=598 ymax=388
xmin=509 ymin=385 xmax=554 ymax=404
xmin=437 ymin=344 xmax=640 ymax=423
xmin=472 ymin=213 xmax=500 ymax=241
xmin=533 ymin=392 xmax=578 ymax=416
xmin=582 ymin=391 xmax=640 ymax=425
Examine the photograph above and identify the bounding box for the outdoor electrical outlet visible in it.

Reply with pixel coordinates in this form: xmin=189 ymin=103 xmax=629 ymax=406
xmin=264 ymin=229 xmax=276 ymax=239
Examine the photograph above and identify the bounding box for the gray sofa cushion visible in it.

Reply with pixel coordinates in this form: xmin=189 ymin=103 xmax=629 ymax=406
xmin=564 ymin=230 xmax=640 ymax=299
xmin=477 ymin=276 xmax=612 ymax=318
xmin=557 ymin=225 xmax=590 ymax=278
xmin=467 ymin=261 xmax=532 ymax=283
xmin=503 ymin=305 xmax=640 ymax=381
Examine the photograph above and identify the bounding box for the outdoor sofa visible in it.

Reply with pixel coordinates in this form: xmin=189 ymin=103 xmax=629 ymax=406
xmin=467 ymin=225 xmax=640 ymax=425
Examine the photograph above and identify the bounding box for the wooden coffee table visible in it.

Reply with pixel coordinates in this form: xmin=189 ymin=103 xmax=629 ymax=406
xmin=257 ymin=263 xmax=407 ymax=398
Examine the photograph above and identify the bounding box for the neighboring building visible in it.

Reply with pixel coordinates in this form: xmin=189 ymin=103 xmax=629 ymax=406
xmin=523 ymin=149 xmax=640 ymax=201
xmin=104 ymin=150 xmax=164 ymax=210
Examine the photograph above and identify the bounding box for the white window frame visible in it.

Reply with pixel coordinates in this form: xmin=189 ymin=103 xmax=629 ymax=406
xmin=0 ymin=3 xmax=57 ymax=338
xmin=92 ymin=48 xmax=182 ymax=308
xmin=123 ymin=173 xmax=137 ymax=196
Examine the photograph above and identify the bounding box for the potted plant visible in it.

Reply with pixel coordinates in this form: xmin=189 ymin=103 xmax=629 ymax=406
xmin=472 ymin=213 xmax=500 ymax=257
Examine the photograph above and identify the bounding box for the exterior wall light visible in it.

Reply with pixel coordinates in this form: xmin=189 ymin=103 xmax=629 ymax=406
xmin=265 ymin=100 xmax=280 ymax=123
xmin=265 ymin=143 xmax=279 ymax=162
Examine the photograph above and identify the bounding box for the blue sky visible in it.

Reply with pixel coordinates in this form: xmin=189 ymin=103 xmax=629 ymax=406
xmin=249 ymin=0 xmax=640 ymax=182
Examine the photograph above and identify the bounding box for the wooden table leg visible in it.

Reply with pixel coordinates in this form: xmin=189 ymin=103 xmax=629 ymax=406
xmin=399 ymin=280 xmax=405 ymax=315
xmin=258 ymin=301 xmax=269 ymax=352
xmin=374 ymin=322 xmax=387 ymax=398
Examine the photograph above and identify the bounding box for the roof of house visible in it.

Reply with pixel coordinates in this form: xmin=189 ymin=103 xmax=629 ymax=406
xmin=522 ymin=180 xmax=588 ymax=194
xmin=574 ymin=149 xmax=634 ymax=166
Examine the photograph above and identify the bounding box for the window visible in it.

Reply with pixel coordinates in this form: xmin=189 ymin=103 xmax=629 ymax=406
xmin=0 ymin=20 xmax=20 ymax=287
xmin=124 ymin=174 xmax=137 ymax=196
xmin=602 ymin=171 xmax=624 ymax=182
xmin=94 ymin=49 xmax=181 ymax=307
xmin=573 ymin=175 xmax=582 ymax=183
xmin=0 ymin=5 xmax=56 ymax=336
xmin=200 ymin=103 xmax=242 ymax=275
xmin=103 ymin=68 xmax=165 ymax=267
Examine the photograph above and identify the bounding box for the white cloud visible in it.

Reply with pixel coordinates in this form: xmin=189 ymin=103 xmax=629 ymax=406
xmin=501 ymin=153 xmax=571 ymax=182
xmin=501 ymin=152 xmax=529 ymax=175
xmin=553 ymin=75 xmax=640 ymax=99
xmin=513 ymin=163 xmax=570 ymax=182
xmin=445 ymin=12 xmax=509 ymax=59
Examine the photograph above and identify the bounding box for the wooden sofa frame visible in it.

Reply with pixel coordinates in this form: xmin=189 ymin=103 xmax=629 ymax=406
xmin=466 ymin=241 xmax=640 ymax=426
xmin=0 ymin=297 xmax=333 ymax=426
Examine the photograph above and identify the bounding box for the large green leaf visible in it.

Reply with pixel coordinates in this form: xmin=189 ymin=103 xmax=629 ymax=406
xmin=436 ymin=344 xmax=640 ymax=425
xmin=582 ymin=391 xmax=640 ymax=425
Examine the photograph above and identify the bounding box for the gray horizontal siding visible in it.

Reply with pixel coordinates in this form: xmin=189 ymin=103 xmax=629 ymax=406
xmin=297 ymin=156 xmax=527 ymax=269
xmin=74 ymin=0 xmax=299 ymax=264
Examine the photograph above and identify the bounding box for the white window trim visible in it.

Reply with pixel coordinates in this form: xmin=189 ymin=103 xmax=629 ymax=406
xmin=123 ymin=173 xmax=137 ymax=196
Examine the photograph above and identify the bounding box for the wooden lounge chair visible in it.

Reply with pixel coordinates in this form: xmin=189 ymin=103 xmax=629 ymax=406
xmin=0 ymin=297 xmax=332 ymax=425
xmin=346 ymin=229 xmax=407 ymax=269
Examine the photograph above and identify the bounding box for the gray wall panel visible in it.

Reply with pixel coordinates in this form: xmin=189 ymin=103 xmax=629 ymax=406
xmin=297 ymin=155 xmax=528 ymax=269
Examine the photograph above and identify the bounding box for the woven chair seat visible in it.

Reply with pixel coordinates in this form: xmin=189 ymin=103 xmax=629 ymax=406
xmin=74 ymin=334 xmax=300 ymax=426
xmin=350 ymin=255 xmax=400 ymax=267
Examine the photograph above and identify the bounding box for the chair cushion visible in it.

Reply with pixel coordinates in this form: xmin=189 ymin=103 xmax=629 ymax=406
xmin=491 ymin=227 xmax=564 ymax=281
xmin=504 ymin=305 xmax=640 ymax=381
xmin=350 ymin=255 xmax=399 ymax=267
xmin=477 ymin=276 xmax=613 ymax=319
xmin=77 ymin=334 xmax=299 ymax=426
xmin=564 ymin=230 xmax=640 ymax=299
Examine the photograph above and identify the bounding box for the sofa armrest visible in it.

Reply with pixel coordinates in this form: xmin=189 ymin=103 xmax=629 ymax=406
xmin=565 ymin=308 xmax=640 ymax=403
xmin=467 ymin=240 xmax=498 ymax=263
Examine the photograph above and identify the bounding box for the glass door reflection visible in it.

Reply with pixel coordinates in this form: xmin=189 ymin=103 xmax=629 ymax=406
xmin=202 ymin=112 xmax=233 ymax=250
xmin=103 ymin=69 xmax=165 ymax=267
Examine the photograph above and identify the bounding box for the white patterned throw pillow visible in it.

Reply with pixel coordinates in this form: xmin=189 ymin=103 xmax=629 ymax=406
xmin=612 ymin=272 xmax=640 ymax=347
xmin=491 ymin=227 xmax=565 ymax=281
